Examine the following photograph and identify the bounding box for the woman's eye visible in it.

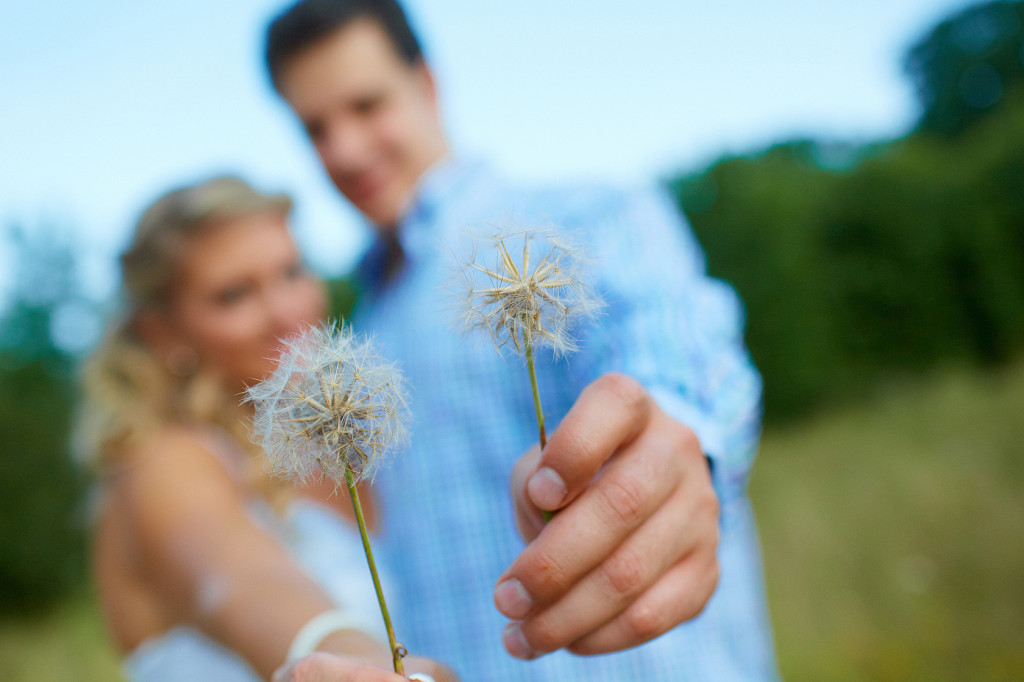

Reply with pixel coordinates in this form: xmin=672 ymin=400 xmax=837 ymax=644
xmin=284 ymin=262 xmax=305 ymax=280
xmin=213 ymin=285 xmax=251 ymax=306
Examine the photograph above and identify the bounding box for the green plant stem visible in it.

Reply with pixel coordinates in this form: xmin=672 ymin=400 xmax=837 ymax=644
xmin=524 ymin=334 xmax=553 ymax=522
xmin=524 ymin=338 xmax=547 ymax=449
xmin=344 ymin=466 xmax=405 ymax=676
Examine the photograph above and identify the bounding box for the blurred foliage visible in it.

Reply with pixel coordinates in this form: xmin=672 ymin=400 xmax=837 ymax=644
xmin=672 ymin=64 xmax=1024 ymax=421
xmin=905 ymin=0 xmax=1024 ymax=136
xmin=325 ymin=276 xmax=358 ymax=320
xmin=672 ymin=140 xmax=848 ymax=418
xmin=0 ymin=226 xmax=90 ymax=614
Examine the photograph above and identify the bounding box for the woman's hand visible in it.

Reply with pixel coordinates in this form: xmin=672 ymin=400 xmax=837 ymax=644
xmin=273 ymin=652 xmax=457 ymax=682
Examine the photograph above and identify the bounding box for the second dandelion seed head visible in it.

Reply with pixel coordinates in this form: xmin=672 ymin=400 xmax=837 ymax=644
xmin=457 ymin=225 xmax=604 ymax=358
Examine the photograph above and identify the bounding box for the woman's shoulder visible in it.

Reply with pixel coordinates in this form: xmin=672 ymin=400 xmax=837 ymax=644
xmin=101 ymin=425 xmax=249 ymax=521
xmin=91 ymin=426 xmax=252 ymax=645
xmin=95 ymin=424 xmax=277 ymax=592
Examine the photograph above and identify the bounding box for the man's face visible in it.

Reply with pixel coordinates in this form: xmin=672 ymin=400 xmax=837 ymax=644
xmin=277 ymin=18 xmax=447 ymax=230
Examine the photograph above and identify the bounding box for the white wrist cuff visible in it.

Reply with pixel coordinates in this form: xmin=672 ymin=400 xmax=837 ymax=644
xmin=286 ymin=609 xmax=382 ymax=663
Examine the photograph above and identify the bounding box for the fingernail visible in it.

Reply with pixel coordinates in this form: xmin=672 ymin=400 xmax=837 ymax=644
xmin=494 ymin=578 xmax=533 ymax=619
xmin=527 ymin=467 xmax=566 ymax=510
xmin=503 ymin=622 xmax=536 ymax=660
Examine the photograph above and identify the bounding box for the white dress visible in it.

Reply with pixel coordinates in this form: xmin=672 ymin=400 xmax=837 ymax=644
xmin=121 ymin=433 xmax=390 ymax=681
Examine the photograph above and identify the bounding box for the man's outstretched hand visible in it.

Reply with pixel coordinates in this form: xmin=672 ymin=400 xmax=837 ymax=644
xmin=498 ymin=372 xmax=720 ymax=658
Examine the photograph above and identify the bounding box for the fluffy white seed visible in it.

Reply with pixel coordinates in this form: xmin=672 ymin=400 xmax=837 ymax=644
xmin=456 ymin=225 xmax=604 ymax=358
xmin=246 ymin=322 xmax=409 ymax=485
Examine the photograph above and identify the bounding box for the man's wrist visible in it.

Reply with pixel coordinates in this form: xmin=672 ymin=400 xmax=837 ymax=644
xmin=645 ymin=384 xmax=728 ymax=500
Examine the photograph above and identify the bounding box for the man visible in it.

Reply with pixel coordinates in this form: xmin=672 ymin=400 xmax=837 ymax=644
xmin=265 ymin=1 xmax=778 ymax=680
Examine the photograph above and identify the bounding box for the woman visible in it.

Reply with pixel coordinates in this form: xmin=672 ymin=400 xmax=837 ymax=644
xmin=79 ymin=176 xmax=453 ymax=682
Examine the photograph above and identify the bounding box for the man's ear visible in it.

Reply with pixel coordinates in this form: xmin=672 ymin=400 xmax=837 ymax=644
xmin=413 ymin=59 xmax=439 ymax=106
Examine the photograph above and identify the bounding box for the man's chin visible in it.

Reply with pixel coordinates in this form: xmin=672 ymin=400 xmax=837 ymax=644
xmin=352 ymin=197 xmax=401 ymax=231
xmin=335 ymin=178 xmax=411 ymax=229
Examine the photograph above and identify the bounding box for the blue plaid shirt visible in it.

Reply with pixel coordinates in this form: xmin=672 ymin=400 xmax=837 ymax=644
xmin=352 ymin=159 xmax=779 ymax=681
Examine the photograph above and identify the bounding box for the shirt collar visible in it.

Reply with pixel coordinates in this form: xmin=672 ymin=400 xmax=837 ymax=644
xmin=354 ymin=155 xmax=485 ymax=294
xmin=402 ymin=155 xmax=482 ymax=229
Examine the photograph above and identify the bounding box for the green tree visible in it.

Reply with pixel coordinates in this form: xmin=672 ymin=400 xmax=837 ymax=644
xmin=0 ymin=224 xmax=92 ymax=614
xmin=905 ymin=0 xmax=1024 ymax=136
xmin=673 ymin=141 xmax=852 ymax=419
xmin=671 ymin=96 xmax=1024 ymax=422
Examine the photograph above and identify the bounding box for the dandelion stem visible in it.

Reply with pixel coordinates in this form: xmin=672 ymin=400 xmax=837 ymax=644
xmin=524 ymin=332 xmax=554 ymax=522
xmin=524 ymin=337 xmax=547 ymax=449
xmin=343 ymin=466 xmax=405 ymax=675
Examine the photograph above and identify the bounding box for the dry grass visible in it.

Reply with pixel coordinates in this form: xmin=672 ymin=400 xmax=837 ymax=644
xmin=753 ymin=362 xmax=1024 ymax=681
xmin=0 ymin=591 xmax=122 ymax=681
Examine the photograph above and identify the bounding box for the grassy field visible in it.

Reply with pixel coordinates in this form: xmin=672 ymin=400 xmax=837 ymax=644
xmin=753 ymin=362 xmax=1024 ymax=681
xmin=0 ymin=593 xmax=122 ymax=681
xmin=1 ymin=363 xmax=1022 ymax=681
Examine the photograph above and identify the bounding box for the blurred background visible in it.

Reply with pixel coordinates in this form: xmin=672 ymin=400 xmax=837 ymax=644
xmin=2 ymin=0 xmax=1023 ymax=679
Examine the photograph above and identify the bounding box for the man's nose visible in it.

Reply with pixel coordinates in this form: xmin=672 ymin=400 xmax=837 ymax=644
xmin=319 ymin=120 xmax=371 ymax=173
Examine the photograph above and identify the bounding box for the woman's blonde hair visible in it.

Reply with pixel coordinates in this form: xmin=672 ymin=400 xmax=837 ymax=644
xmin=79 ymin=176 xmax=296 ymax=496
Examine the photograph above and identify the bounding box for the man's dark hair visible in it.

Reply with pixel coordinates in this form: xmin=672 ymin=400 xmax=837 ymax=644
xmin=265 ymin=0 xmax=423 ymax=93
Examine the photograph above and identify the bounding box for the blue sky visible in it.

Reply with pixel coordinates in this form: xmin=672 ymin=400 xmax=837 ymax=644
xmin=1 ymin=0 xmax=976 ymax=318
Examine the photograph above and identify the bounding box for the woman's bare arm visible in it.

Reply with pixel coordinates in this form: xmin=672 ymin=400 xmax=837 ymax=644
xmin=111 ymin=428 xmax=391 ymax=678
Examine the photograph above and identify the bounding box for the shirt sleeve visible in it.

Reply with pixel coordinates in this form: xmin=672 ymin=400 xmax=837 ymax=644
xmin=564 ymin=184 xmax=763 ymax=502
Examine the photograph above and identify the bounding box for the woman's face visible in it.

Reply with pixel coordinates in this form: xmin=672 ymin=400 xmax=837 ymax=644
xmin=162 ymin=211 xmax=326 ymax=390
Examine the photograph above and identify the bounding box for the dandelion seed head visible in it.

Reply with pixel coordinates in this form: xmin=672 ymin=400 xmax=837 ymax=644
xmin=455 ymin=224 xmax=604 ymax=357
xmin=245 ymin=322 xmax=409 ymax=485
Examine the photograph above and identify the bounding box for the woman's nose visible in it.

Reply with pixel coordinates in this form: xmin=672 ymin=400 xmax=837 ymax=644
xmin=265 ymin=284 xmax=308 ymax=337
